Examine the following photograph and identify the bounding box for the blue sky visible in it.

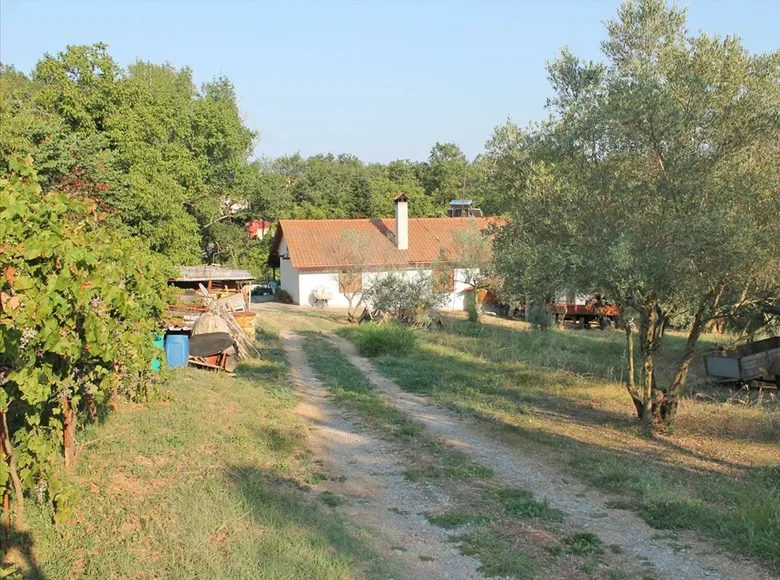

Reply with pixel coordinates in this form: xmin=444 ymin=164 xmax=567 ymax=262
xmin=1 ymin=0 xmax=778 ymax=162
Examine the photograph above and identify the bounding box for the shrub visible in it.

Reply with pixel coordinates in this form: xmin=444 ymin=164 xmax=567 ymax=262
xmin=466 ymin=292 xmax=480 ymax=323
xmin=353 ymin=323 xmax=417 ymax=357
xmin=526 ymin=302 xmax=555 ymax=330
xmin=362 ymin=271 xmax=447 ymax=326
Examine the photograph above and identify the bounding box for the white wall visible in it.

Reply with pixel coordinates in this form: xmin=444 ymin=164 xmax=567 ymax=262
xmin=278 ymin=232 xmax=478 ymax=310
xmin=294 ymin=267 xmax=475 ymax=311
xmin=278 ymin=239 xmax=300 ymax=304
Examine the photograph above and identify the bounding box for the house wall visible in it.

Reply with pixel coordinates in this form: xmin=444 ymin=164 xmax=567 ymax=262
xmin=295 ymin=267 xmax=472 ymax=311
xmin=277 ymin=233 xmax=474 ymax=311
xmin=278 ymin=239 xmax=301 ymax=304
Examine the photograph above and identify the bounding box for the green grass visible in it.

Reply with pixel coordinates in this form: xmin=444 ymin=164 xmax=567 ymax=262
xmin=15 ymin=333 xmax=391 ymax=580
xmin=301 ymin=331 xmax=424 ymax=440
xmin=561 ymin=533 xmax=605 ymax=556
xmin=351 ymin=322 xmax=417 ymax=357
xmin=337 ymin=318 xmax=780 ymax=569
xmin=499 ymin=488 xmax=565 ymax=522
xmin=456 ymin=529 xmax=538 ymax=578
xmin=404 ymin=464 xmax=494 ymax=482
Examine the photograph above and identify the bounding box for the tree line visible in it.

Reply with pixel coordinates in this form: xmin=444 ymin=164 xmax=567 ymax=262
xmin=0 ymin=47 xmax=492 ymax=273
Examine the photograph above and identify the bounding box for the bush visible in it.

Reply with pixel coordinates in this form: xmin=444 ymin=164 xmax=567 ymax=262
xmin=362 ymin=272 xmax=447 ymax=326
xmin=466 ymin=292 xmax=480 ymax=323
xmin=526 ymin=303 xmax=555 ymax=330
xmin=353 ymin=323 xmax=417 ymax=357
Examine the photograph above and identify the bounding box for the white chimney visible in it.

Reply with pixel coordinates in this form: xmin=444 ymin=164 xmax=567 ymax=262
xmin=393 ymin=193 xmax=409 ymax=251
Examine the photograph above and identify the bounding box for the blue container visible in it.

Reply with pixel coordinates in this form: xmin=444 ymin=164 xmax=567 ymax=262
xmin=165 ymin=334 xmax=189 ymax=369
xmin=151 ymin=333 xmax=165 ymax=372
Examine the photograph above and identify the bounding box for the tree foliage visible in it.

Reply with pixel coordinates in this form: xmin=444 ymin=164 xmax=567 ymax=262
xmin=490 ymin=0 xmax=780 ymax=425
xmin=0 ymin=158 xmax=171 ymax=525
xmin=1 ymin=43 xmax=490 ymax=275
xmin=363 ymin=272 xmax=448 ymax=327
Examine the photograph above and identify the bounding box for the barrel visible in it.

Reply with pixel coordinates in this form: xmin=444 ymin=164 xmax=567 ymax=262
xmin=151 ymin=333 xmax=165 ymax=372
xmin=165 ymin=334 xmax=189 ymax=369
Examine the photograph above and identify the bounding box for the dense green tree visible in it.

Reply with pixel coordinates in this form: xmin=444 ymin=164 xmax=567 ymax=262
xmin=492 ymin=0 xmax=780 ymax=426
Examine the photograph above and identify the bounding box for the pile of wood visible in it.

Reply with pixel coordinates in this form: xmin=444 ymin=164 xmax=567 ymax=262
xmin=198 ymin=284 xmax=260 ymax=359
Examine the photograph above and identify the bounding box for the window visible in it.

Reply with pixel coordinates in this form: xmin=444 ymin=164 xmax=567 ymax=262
xmin=339 ymin=270 xmax=362 ymax=294
xmin=433 ymin=269 xmax=455 ymax=293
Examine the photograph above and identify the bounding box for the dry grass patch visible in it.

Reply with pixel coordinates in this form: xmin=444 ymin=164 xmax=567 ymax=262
xmin=13 ymin=332 xmax=392 ymax=580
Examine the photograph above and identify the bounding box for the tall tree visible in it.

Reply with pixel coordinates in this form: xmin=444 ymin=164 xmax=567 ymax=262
xmin=493 ymin=0 xmax=780 ymax=426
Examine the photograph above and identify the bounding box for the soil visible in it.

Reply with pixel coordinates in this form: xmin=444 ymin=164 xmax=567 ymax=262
xmin=281 ymin=331 xmax=486 ymax=579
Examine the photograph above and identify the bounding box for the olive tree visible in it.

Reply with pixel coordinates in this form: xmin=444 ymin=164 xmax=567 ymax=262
xmin=492 ymin=0 xmax=780 ymax=426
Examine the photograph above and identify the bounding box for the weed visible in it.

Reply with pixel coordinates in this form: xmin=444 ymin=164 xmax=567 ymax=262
xmin=320 ymin=492 xmax=343 ymax=507
xmin=504 ymin=495 xmax=565 ymax=522
xmin=562 ymin=532 xmax=604 ymax=555
xmin=405 ymin=464 xmax=494 ymax=482
xmin=456 ymin=529 xmax=538 ymax=578
xmin=638 ymin=498 xmax=718 ymax=531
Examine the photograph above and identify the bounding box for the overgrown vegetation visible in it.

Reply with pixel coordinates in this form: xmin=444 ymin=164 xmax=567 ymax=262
xmin=0 ymin=159 xmax=171 ymax=530
xmin=362 ymin=271 xmax=448 ymax=326
xmin=5 ymin=335 xmax=390 ymax=579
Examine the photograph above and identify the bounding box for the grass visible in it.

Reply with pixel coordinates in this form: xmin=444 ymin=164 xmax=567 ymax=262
xmin=351 ymin=322 xmax=417 ymax=357
xmin=295 ymin=325 xmax=657 ymax=580
xmin=338 ymin=317 xmax=780 ymax=569
xmin=562 ymin=533 xmax=605 ymax=556
xmin=301 ymin=331 xmax=424 ymax=440
xmin=456 ymin=529 xmax=539 ymax=578
xmin=12 ymin=332 xmax=392 ymax=580
xmin=499 ymin=488 xmax=565 ymax=523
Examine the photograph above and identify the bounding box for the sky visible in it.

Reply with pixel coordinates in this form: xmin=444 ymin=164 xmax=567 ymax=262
xmin=1 ymin=0 xmax=778 ymax=163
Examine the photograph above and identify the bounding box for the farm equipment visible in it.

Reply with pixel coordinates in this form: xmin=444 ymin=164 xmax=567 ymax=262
xmin=511 ymin=294 xmax=620 ymax=329
xmin=704 ymin=336 xmax=780 ymax=388
xmin=553 ymin=300 xmax=620 ymax=329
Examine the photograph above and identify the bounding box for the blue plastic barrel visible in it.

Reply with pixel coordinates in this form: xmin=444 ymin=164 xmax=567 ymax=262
xmin=151 ymin=333 xmax=165 ymax=372
xmin=165 ymin=334 xmax=189 ymax=369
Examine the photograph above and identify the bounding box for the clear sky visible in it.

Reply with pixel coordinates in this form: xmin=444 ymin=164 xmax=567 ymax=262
xmin=1 ymin=0 xmax=778 ymax=163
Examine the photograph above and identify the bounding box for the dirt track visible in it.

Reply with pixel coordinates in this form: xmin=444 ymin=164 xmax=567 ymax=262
xmin=259 ymin=303 xmax=775 ymax=580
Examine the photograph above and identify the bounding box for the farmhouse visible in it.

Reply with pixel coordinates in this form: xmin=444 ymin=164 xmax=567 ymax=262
xmin=268 ymin=195 xmax=493 ymax=309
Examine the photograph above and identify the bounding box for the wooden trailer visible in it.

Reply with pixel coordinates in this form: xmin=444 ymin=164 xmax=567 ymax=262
xmin=704 ymin=336 xmax=780 ymax=387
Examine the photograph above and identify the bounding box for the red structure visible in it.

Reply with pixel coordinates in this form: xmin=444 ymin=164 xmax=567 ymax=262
xmin=246 ymin=220 xmax=271 ymax=240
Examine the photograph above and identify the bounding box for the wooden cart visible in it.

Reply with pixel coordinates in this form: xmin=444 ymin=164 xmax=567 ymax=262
xmin=704 ymin=336 xmax=780 ymax=387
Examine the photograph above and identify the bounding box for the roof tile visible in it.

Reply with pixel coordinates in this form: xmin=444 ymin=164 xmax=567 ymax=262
xmin=274 ymin=217 xmax=495 ymax=270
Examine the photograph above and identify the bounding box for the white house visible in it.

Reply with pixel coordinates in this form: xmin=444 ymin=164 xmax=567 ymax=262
xmin=268 ymin=194 xmax=495 ymax=310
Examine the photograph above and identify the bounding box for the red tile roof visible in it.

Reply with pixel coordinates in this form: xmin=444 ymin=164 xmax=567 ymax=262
xmin=271 ymin=217 xmax=496 ymax=270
